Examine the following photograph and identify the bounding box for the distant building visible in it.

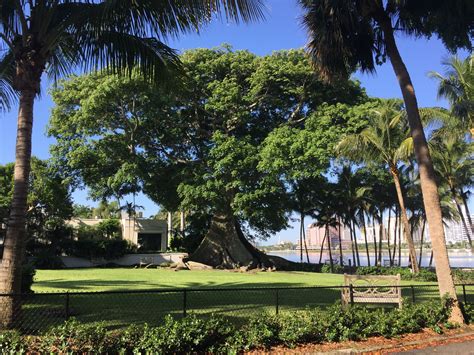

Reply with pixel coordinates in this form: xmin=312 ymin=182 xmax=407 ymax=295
xmin=68 ymin=212 xmax=168 ymax=252
xmin=305 ymin=223 xmax=352 ymax=250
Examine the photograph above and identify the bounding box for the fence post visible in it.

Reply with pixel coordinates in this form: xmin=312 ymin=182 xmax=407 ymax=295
xmin=410 ymin=286 xmax=416 ymax=303
xmin=183 ymin=290 xmax=187 ymax=318
xmin=463 ymin=284 xmax=467 ymax=304
xmin=275 ymin=289 xmax=279 ymax=315
xmin=349 ymin=284 xmax=354 ymax=305
xmin=65 ymin=292 xmax=70 ymax=320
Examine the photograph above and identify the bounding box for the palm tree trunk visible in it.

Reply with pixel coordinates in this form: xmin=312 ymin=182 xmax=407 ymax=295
xmin=299 ymin=216 xmax=303 ymax=263
xmin=338 ymin=217 xmax=344 ymax=266
xmin=429 ymin=250 xmax=434 ymax=267
xmin=352 ymin=220 xmax=361 ymax=266
xmin=0 ymin=89 xmax=36 ymax=328
xmin=301 ymin=214 xmax=310 ymax=263
xmin=348 ymin=222 xmax=356 ymax=266
xmin=387 ymin=209 xmax=392 ymax=264
xmin=361 ymin=213 xmax=371 ymax=266
xmin=451 ymin=191 xmax=472 ymax=247
xmin=327 ymin=224 xmax=334 ymax=272
xmin=319 ymin=228 xmax=327 ymax=264
xmin=418 ymin=219 xmax=426 ymax=268
xmin=378 ymin=13 xmax=464 ymax=323
xmin=372 ymin=216 xmax=378 ymax=266
xmin=392 ymin=207 xmax=398 ymax=266
xmin=398 ymin=213 xmax=402 ymax=266
xmin=461 ymin=194 xmax=474 ymax=239
xmin=390 ymin=168 xmax=419 ymax=273
xmin=378 ymin=218 xmax=383 ymax=266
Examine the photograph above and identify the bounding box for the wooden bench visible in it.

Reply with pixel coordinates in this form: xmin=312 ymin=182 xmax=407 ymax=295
xmin=341 ymin=273 xmax=402 ymax=308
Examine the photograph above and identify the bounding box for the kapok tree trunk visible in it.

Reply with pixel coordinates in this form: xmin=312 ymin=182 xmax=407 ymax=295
xmin=378 ymin=12 xmax=464 ymax=323
xmin=0 ymin=89 xmax=36 ymax=328
xmin=390 ymin=167 xmax=419 ymax=273
xmin=188 ymin=211 xmax=282 ymax=269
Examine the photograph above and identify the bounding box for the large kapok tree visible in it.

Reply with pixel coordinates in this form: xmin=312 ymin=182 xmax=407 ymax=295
xmin=48 ymin=47 xmax=367 ymax=269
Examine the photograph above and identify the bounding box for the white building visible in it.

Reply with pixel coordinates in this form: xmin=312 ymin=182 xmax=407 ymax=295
xmin=69 ymin=213 xmax=168 ymax=252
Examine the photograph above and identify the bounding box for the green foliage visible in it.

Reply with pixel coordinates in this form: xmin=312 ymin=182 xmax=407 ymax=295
xmin=38 ymin=319 xmax=116 ymax=354
xmin=321 ymin=264 xmax=344 ymax=274
xmin=355 ymin=266 xmax=437 ymax=282
xmin=0 ymin=330 xmax=27 ymax=354
xmin=32 ymin=250 xmax=64 ymax=270
xmin=21 ymin=264 xmax=36 ymax=293
xmin=0 ymin=300 xmax=457 ymax=353
xmin=49 ymin=47 xmax=366 ymax=242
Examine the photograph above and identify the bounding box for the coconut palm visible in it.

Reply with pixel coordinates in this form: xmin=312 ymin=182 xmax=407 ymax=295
xmin=298 ymin=0 xmax=471 ymax=322
xmin=337 ymin=100 xmax=420 ymax=273
xmin=430 ymin=132 xmax=474 ymax=245
xmin=0 ymin=0 xmax=265 ymax=328
xmin=429 ymin=55 xmax=473 ymax=134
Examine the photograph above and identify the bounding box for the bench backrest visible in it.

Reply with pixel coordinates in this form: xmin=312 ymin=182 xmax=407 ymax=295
xmin=343 ymin=273 xmax=401 ymax=287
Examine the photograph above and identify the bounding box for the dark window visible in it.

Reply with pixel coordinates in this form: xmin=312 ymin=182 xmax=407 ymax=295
xmin=137 ymin=233 xmax=162 ymax=251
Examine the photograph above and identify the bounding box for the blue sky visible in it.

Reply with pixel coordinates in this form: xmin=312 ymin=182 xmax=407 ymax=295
xmin=0 ymin=1 xmax=469 ymax=245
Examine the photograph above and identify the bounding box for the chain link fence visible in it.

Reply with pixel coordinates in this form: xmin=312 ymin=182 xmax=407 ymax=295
xmin=2 ymin=284 xmax=473 ymax=334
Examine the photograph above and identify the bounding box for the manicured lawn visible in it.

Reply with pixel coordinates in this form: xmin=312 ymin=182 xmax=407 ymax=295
xmin=13 ymin=268 xmax=469 ymax=334
xmin=32 ymin=268 xmax=346 ymax=292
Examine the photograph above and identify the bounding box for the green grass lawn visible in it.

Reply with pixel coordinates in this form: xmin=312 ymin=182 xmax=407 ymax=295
xmin=32 ymin=268 xmax=346 ymax=292
xmin=13 ymin=268 xmax=470 ymax=334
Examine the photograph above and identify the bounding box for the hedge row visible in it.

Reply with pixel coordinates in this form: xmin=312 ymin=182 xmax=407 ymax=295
xmin=1 ymin=299 xmax=467 ymax=354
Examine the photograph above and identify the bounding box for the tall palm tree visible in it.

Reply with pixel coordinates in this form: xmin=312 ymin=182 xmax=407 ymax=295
xmin=429 ymin=55 xmax=473 ymax=135
xmin=337 ymin=100 xmax=420 ymax=273
xmin=430 ymin=132 xmax=474 ymax=245
xmin=0 ymin=0 xmax=265 ymax=328
xmin=298 ymin=0 xmax=470 ymax=323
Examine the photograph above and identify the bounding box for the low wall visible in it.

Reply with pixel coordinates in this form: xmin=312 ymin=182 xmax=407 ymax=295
xmin=57 ymin=253 xmax=187 ymax=268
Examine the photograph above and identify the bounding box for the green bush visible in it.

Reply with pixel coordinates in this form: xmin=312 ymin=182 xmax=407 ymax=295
xmin=135 ymin=315 xmax=233 ymax=353
xmin=32 ymin=250 xmax=64 ymax=269
xmin=2 ymin=299 xmax=457 ymax=353
xmin=0 ymin=330 xmax=28 ymax=354
xmin=37 ymin=319 xmax=117 ymax=353
xmin=321 ymin=264 xmax=344 ymax=274
xmin=453 ymin=269 xmax=474 ymax=283
xmin=355 ymin=266 xmax=437 ymax=282
xmin=21 ymin=263 xmax=36 ymax=293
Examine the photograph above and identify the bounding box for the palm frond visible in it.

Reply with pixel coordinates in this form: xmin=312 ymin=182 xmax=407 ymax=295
xmin=0 ymin=48 xmax=16 ymax=112
xmin=298 ymin=0 xmax=378 ymax=82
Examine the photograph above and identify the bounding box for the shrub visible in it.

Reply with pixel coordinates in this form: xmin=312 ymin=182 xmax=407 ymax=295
xmin=32 ymin=250 xmax=64 ymax=269
xmin=37 ymin=319 xmax=117 ymax=353
xmin=135 ymin=315 xmax=234 ymax=353
xmin=230 ymin=312 xmax=280 ymax=351
xmin=0 ymin=330 xmax=28 ymax=354
xmin=453 ymin=269 xmax=474 ymax=283
xmin=321 ymin=264 xmax=344 ymax=274
xmin=355 ymin=266 xmax=437 ymax=282
xmin=21 ymin=263 xmax=36 ymax=293
xmin=2 ymin=299 xmax=456 ymax=353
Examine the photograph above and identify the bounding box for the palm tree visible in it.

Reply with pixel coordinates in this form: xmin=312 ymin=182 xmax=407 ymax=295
xmin=430 ymin=133 xmax=474 ymax=246
xmin=337 ymin=100 xmax=420 ymax=273
xmin=298 ymin=0 xmax=469 ymax=323
xmin=0 ymin=0 xmax=265 ymax=328
xmin=429 ymin=55 xmax=473 ymax=135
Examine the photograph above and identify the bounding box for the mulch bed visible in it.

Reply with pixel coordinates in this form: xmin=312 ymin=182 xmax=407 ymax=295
xmin=246 ymin=325 xmax=474 ymax=354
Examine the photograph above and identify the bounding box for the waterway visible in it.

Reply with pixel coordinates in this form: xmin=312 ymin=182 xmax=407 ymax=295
xmin=268 ymin=250 xmax=474 ymax=268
